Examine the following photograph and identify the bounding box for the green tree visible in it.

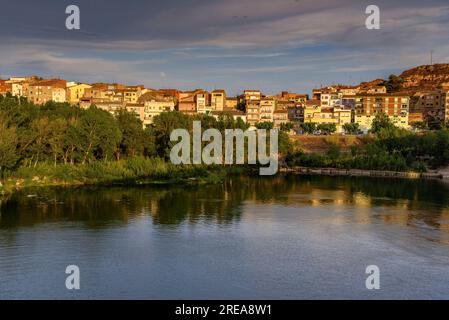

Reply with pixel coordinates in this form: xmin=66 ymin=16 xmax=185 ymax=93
xmin=383 ymin=74 xmax=404 ymax=93
xmin=152 ymin=111 xmax=190 ymax=159
xmin=317 ymin=123 xmax=337 ymax=135
xmin=300 ymin=122 xmax=316 ymax=134
xmin=411 ymin=121 xmax=427 ymax=131
xmin=29 ymin=117 xmax=53 ymax=167
xmin=116 ymin=110 xmax=146 ymax=159
xmin=326 ymin=143 xmax=341 ymax=161
xmin=343 ymin=123 xmax=360 ymax=135
xmin=278 ymin=131 xmax=293 ymax=156
xmin=370 ymin=112 xmax=395 ymax=134
xmin=256 ymin=122 xmax=274 ymax=130
xmin=280 ymin=122 xmax=293 ymax=132
xmin=48 ymin=118 xmax=69 ymax=166
xmin=426 ymin=115 xmax=443 ymax=131
xmin=74 ymin=107 xmax=122 ymax=164
xmin=0 ymin=119 xmax=18 ymax=172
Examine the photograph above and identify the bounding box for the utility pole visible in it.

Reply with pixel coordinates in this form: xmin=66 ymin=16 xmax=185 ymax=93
xmin=430 ymin=50 xmax=434 ymax=66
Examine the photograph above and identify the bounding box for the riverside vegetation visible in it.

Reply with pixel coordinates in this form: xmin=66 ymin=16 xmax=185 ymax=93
xmin=0 ymin=94 xmax=290 ymax=194
xmin=288 ymin=113 xmax=449 ymax=172
xmin=1 ymin=94 xmax=449 ymax=195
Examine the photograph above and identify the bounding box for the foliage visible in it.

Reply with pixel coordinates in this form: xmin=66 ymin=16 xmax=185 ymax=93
xmin=370 ymin=112 xmax=395 ymax=134
xmin=317 ymin=123 xmax=337 ymax=135
xmin=280 ymin=122 xmax=293 ymax=132
xmin=411 ymin=121 xmax=427 ymax=131
xmin=0 ymin=97 xmax=293 ymax=182
xmin=343 ymin=123 xmax=360 ymax=135
xmin=116 ymin=110 xmax=148 ymax=158
xmin=300 ymin=122 xmax=316 ymax=134
xmin=256 ymin=122 xmax=274 ymax=130
xmin=287 ymin=126 xmax=449 ymax=172
xmin=382 ymin=74 xmax=404 ymax=93
xmin=0 ymin=117 xmax=19 ymax=172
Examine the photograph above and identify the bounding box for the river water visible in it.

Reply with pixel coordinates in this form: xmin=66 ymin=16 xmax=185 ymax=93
xmin=0 ymin=175 xmax=448 ymax=299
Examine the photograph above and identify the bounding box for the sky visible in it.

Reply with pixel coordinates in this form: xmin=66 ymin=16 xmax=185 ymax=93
xmin=1 ymin=0 xmax=449 ymax=96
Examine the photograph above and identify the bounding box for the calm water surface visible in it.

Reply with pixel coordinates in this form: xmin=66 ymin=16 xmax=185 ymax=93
xmin=1 ymin=175 xmax=449 ymax=299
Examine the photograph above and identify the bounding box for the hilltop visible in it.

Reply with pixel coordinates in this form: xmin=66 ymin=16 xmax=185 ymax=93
xmin=399 ymin=64 xmax=449 ymax=90
xmin=338 ymin=64 xmax=449 ymax=93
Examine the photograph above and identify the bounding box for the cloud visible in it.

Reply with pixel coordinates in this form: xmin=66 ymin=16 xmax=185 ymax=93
xmin=1 ymin=0 xmax=449 ymax=94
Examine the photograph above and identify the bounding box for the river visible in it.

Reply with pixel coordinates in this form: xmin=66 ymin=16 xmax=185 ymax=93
xmin=0 ymin=175 xmax=448 ymax=299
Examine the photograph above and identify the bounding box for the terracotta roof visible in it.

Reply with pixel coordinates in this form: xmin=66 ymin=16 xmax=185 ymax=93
xmin=138 ymin=92 xmax=174 ymax=103
xmin=30 ymin=79 xmax=66 ymax=88
xmin=305 ymin=99 xmax=320 ymax=106
xmin=357 ymin=93 xmax=410 ymax=97
xmin=274 ymin=109 xmax=288 ymax=114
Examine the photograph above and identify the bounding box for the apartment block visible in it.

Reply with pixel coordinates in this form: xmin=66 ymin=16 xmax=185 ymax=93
xmin=138 ymin=92 xmax=176 ymax=126
xmin=287 ymin=106 xmax=304 ymax=123
xmin=28 ymin=79 xmax=67 ymax=104
xmin=244 ymin=90 xmax=261 ymax=102
xmin=52 ymin=87 xmax=67 ymax=103
xmin=67 ymin=83 xmax=92 ymax=104
xmin=355 ymin=94 xmax=410 ymax=132
xmin=246 ymin=100 xmax=261 ymax=126
xmin=278 ymin=91 xmax=309 ymax=104
xmin=83 ymin=83 xmax=126 ymax=101
xmin=409 ymin=90 xmax=446 ymax=124
xmin=196 ymin=91 xmax=212 ymax=114
xmin=320 ymin=89 xmax=341 ymax=107
xmin=225 ymin=97 xmax=238 ymax=109
xmin=122 ymin=85 xmax=144 ymax=104
xmin=211 ymin=90 xmax=226 ymax=111
xmin=259 ymin=97 xmax=276 ymax=122
xmin=273 ymin=109 xmax=289 ymax=128
xmin=304 ymin=100 xmax=352 ymax=133
xmin=7 ymin=76 xmax=40 ymax=97
xmin=178 ymin=91 xmax=198 ymax=115
xmin=0 ymin=80 xmax=11 ymax=95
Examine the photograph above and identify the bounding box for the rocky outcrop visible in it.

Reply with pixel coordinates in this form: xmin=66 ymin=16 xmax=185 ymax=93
xmin=399 ymin=64 xmax=449 ymax=91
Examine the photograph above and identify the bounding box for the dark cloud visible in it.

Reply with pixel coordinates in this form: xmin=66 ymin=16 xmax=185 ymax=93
xmin=1 ymin=0 xmax=449 ymax=94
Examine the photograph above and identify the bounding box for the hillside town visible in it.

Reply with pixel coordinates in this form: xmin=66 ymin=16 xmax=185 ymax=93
xmin=1 ymin=65 xmax=449 ymax=134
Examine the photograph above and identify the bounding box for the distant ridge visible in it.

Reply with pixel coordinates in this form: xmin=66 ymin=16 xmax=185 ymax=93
xmin=399 ymin=64 xmax=449 ymax=90
xmin=348 ymin=64 xmax=449 ymax=93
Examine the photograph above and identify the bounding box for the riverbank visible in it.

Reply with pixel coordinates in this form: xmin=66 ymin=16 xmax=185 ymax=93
xmin=0 ymin=158 xmax=248 ymax=197
xmin=1 ymin=161 xmax=448 ymax=198
xmin=280 ymin=166 xmax=447 ymax=180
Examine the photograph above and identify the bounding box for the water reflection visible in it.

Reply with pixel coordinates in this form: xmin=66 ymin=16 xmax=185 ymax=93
xmin=1 ymin=175 xmax=449 ymax=299
xmin=1 ymin=175 xmax=449 ymax=235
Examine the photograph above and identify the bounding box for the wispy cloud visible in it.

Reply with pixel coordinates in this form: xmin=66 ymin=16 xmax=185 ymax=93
xmin=1 ymin=0 xmax=449 ymax=94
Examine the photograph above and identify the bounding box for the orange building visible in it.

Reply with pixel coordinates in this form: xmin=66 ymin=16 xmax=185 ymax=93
xmin=0 ymin=80 xmax=12 ymax=95
xmin=27 ymin=79 xmax=67 ymax=104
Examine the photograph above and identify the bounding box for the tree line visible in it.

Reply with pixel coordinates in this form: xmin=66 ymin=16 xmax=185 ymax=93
xmin=0 ymin=94 xmax=292 ymax=174
xmin=287 ymin=113 xmax=449 ymax=171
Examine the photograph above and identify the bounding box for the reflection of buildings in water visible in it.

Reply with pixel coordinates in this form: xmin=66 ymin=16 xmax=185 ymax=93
xmin=440 ymin=209 xmax=449 ymax=233
xmin=379 ymin=201 xmax=410 ymax=226
xmin=2 ymin=177 xmax=449 ymax=236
